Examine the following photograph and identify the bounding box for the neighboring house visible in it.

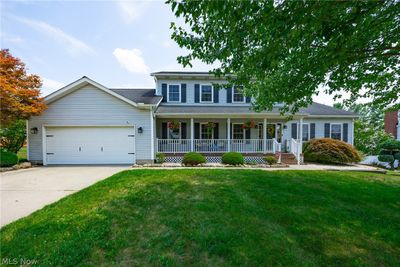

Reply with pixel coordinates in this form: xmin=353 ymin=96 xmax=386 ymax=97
xmin=27 ymin=71 xmax=358 ymax=165
xmin=384 ymin=110 xmax=400 ymax=140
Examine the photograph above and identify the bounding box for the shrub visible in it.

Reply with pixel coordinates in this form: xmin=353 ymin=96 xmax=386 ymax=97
xmin=303 ymin=138 xmax=361 ymax=164
xmin=378 ymin=154 xmax=394 ymax=164
xmin=377 ymin=139 xmax=400 ymax=169
xmin=264 ymin=155 xmax=278 ymax=165
xmin=222 ymin=152 xmax=244 ymax=165
xmin=394 ymin=153 xmax=400 ymax=161
xmin=0 ymin=149 xmax=18 ymax=167
xmin=0 ymin=119 xmax=26 ymax=153
xmin=156 ymin=153 xmax=165 ymax=164
xmin=182 ymin=152 xmax=206 ymax=166
xmin=379 ymin=139 xmax=400 ymax=151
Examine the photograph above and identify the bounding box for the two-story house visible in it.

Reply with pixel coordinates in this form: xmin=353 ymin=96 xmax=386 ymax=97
xmin=27 ymin=71 xmax=358 ymax=165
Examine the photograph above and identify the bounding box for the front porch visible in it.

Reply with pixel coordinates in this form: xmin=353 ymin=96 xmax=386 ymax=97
xmin=154 ymin=117 xmax=304 ymax=164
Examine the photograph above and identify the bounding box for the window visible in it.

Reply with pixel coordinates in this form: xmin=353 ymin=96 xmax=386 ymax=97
xmin=232 ymin=124 xmax=244 ymax=139
xmin=331 ymin=124 xmax=342 ymax=140
xmin=233 ymin=87 xmax=244 ymax=103
xmin=200 ymin=123 xmax=214 ymax=139
xmin=302 ymin=124 xmax=309 ymax=141
xmin=258 ymin=123 xmax=263 ymax=139
xmin=168 ymin=125 xmax=181 ymax=139
xmin=201 ymin=85 xmax=213 ymax=102
xmin=168 ymin=85 xmax=180 ymax=102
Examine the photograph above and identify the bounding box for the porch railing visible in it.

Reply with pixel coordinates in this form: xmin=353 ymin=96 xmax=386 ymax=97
xmin=156 ymin=139 xmax=278 ymax=154
xmin=290 ymin=138 xmax=301 ymax=163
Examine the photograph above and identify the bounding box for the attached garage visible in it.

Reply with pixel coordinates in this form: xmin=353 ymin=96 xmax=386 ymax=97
xmin=44 ymin=126 xmax=135 ymax=165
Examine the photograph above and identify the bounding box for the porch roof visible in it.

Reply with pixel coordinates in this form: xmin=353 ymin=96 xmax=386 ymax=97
xmin=155 ymin=102 xmax=358 ymax=118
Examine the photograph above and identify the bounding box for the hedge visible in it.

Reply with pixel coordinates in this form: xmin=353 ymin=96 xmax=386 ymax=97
xmin=0 ymin=150 xmax=18 ymax=167
xmin=221 ymin=152 xmax=244 ymax=165
xmin=182 ymin=152 xmax=206 ymax=166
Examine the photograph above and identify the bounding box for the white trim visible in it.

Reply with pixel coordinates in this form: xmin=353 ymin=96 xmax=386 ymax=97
xmin=26 ymin=120 xmax=29 ymax=161
xmin=232 ymin=87 xmax=245 ymax=103
xmin=200 ymin=84 xmax=214 ymax=103
xmin=150 ymin=109 xmax=154 ymax=160
xmin=330 ymin=123 xmax=343 ymax=140
xmin=232 ymin=123 xmax=246 ymax=140
xmin=167 ymin=84 xmax=181 ymax=103
xmin=42 ymin=125 xmax=46 ymax=165
xmin=227 ymin=118 xmax=231 ymax=151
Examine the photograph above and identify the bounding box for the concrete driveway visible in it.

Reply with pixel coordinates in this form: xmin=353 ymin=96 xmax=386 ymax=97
xmin=0 ymin=166 xmax=128 ymax=227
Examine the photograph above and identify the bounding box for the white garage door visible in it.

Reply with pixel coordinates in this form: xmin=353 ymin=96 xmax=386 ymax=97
xmin=45 ymin=126 xmax=135 ymax=164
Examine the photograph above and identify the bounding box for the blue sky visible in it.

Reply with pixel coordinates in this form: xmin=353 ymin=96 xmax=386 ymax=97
xmin=1 ymin=0 xmax=335 ymax=104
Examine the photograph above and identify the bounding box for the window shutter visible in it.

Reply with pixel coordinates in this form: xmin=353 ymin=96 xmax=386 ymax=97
xmin=310 ymin=123 xmax=316 ymax=139
xmin=194 ymin=123 xmax=200 ymax=139
xmin=181 ymin=84 xmax=186 ymax=103
xmin=181 ymin=123 xmax=187 ymax=139
xmin=324 ymin=123 xmax=330 ymax=138
xmin=194 ymin=84 xmax=200 ymax=103
xmin=291 ymin=123 xmax=297 ymax=139
xmin=161 ymin=83 xmax=167 ymax=102
xmin=246 ymin=96 xmax=251 ymax=103
xmin=213 ymin=88 xmax=219 ymax=103
xmin=343 ymin=123 xmax=348 ymax=142
xmin=214 ymin=123 xmax=219 ymax=139
xmin=226 ymin=87 xmax=232 ymax=103
xmin=162 ymin=122 xmax=168 ymax=139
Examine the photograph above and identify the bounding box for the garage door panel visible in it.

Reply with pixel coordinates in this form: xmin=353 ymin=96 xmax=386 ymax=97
xmin=46 ymin=127 xmax=135 ymax=164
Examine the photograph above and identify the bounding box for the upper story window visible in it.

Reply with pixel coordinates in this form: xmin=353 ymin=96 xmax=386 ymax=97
xmin=233 ymin=87 xmax=245 ymax=103
xmin=330 ymin=124 xmax=342 ymax=140
xmin=168 ymin=85 xmax=180 ymax=102
xmin=201 ymin=85 xmax=213 ymax=102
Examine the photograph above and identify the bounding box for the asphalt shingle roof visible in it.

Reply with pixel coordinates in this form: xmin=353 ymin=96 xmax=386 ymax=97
xmin=110 ymin=89 xmax=162 ymax=105
xmin=155 ymin=102 xmax=357 ymax=116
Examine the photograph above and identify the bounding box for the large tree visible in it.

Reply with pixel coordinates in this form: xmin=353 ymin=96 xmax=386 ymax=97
xmin=168 ymin=0 xmax=400 ymax=113
xmin=0 ymin=49 xmax=46 ymax=127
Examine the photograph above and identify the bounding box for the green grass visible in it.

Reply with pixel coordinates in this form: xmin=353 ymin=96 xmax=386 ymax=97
xmin=17 ymin=147 xmax=27 ymax=162
xmin=1 ymin=170 xmax=399 ymax=266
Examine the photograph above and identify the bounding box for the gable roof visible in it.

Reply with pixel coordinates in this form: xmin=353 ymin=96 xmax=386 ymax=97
xmin=155 ymin=102 xmax=358 ymax=117
xmin=45 ymin=77 xmax=160 ymax=108
xmin=110 ymin=89 xmax=162 ymax=105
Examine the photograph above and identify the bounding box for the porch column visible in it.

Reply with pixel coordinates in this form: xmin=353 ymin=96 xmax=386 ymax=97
xmin=227 ymin=118 xmax=231 ymax=152
xmin=298 ymin=117 xmax=303 ymax=165
xmin=263 ymin=118 xmax=267 ymax=154
xmin=190 ymin=118 xmax=194 ymax=152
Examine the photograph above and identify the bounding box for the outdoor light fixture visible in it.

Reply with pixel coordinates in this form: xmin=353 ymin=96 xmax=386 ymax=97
xmin=30 ymin=127 xmax=38 ymax=134
xmin=138 ymin=127 xmax=143 ymax=134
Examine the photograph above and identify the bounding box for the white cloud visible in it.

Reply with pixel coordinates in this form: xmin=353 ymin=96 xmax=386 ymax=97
xmin=162 ymin=40 xmax=172 ymax=48
xmin=13 ymin=16 xmax=94 ymax=56
xmin=113 ymin=48 xmax=150 ymax=74
xmin=116 ymin=1 xmax=148 ymax=23
xmin=41 ymin=78 xmax=65 ymax=96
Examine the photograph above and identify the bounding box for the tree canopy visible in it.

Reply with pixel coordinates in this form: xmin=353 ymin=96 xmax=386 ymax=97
xmin=0 ymin=49 xmax=46 ymax=126
xmin=168 ymin=0 xmax=400 ymax=113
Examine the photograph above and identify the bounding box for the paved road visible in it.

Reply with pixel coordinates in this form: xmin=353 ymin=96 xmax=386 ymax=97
xmin=0 ymin=166 xmax=128 ymax=227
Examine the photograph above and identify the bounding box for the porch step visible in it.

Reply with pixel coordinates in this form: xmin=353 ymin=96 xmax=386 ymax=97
xmin=279 ymin=153 xmax=298 ymax=165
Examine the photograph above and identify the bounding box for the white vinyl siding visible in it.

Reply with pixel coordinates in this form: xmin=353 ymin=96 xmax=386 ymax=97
xmin=28 ymin=85 xmax=152 ymax=163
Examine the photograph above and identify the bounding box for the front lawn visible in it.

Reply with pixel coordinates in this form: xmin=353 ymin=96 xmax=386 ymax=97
xmin=1 ymin=170 xmax=399 ymax=266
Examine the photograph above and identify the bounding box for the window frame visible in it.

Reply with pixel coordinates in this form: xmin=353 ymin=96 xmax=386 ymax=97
xmin=302 ymin=123 xmax=310 ymax=142
xmin=232 ymin=87 xmax=245 ymax=103
xmin=232 ymin=123 xmax=245 ymax=140
xmin=199 ymin=122 xmax=214 ymax=139
xmin=167 ymin=84 xmax=181 ymax=103
xmin=200 ymin=84 xmax=214 ymax=103
xmin=330 ymin=123 xmax=342 ymax=140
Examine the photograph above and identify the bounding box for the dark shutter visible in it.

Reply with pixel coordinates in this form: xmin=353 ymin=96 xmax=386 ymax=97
xmin=226 ymin=87 xmax=232 ymax=103
xmin=194 ymin=123 xmax=200 ymax=139
xmin=324 ymin=123 xmax=330 ymax=138
xmin=246 ymin=96 xmax=251 ymax=103
xmin=310 ymin=123 xmax=316 ymax=139
xmin=181 ymin=84 xmax=186 ymax=103
xmin=343 ymin=123 xmax=348 ymax=142
xmin=245 ymin=128 xmax=251 ymax=139
xmin=161 ymin=83 xmax=167 ymax=102
xmin=214 ymin=123 xmax=219 ymax=139
xmin=194 ymin=84 xmax=200 ymax=103
xmin=181 ymin=123 xmax=187 ymax=139
xmin=162 ymin=122 xmax=168 ymax=139
xmin=291 ymin=123 xmax=297 ymax=139
xmin=213 ymin=88 xmax=219 ymax=103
